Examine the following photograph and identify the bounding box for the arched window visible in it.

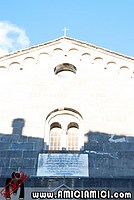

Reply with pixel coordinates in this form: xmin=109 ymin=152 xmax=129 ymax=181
xmin=54 ymin=63 xmax=77 ymax=78
xmin=67 ymin=122 xmax=79 ymax=150
xmin=45 ymin=108 xmax=83 ymax=151
xmin=49 ymin=122 xmax=62 ymax=150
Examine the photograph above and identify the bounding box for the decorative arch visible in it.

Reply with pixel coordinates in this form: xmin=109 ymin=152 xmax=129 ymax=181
xmin=23 ymin=57 xmax=35 ymax=62
xmin=68 ymin=48 xmax=79 ymax=63
xmin=9 ymin=62 xmax=20 ymax=71
xmin=93 ymin=57 xmax=104 ymax=71
xmin=45 ymin=108 xmax=83 ymax=151
xmin=119 ymin=66 xmax=130 ymax=78
xmin=106 ymin=61 xmax=117 ymax=70
xmin=52 ymin=48 xmax=64 ymax=64
xmin=50 ymin=122 xmax=62 ymax=130
xmin=23 ymin=57 xmax=35 ymax=70
xmin=37 ymin=52 xmax=50 ymax=60
xmin=82 ymin=53 xmax=91 ymax=56
xmin=68 ymin=48 xmax=79 ymax=52
xmin=53 ymin=48 xmax=64 ymax=52
xmin=94 ymin=57 xmax=103 ymax=61
xmin=107 ymin=61 xmax=116 ymax=65
xmin=120 ymin=66 xmax=129 ymax=70
xmin=37 ymin=52 xmax=50 ymax=68
xmin=0 ymin=66 xmax=6 ymax=70
xmin=53 ymin=48 xmax=64 ymax=57
xmin=81 ymin=53 xmax=91 ymax=62
xmin=46 ymin=107 xmax=83 ymax=122
xmin=67 ymin=122 xmax=79 ymax=130
xmin=106 ymin=61 xmax=118 ymax=76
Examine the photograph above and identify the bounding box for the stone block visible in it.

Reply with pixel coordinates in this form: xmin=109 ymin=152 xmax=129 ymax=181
xmin=10 ymin=158 xmax=35 ymax=168
xmin=0 ymin=150 xmax=9 ymax=158
xmin=90 ymin=157 xmax=110 ymax=169
xmin=18 ymin=135 xmax=28 ymax=142
xmin=0 ymin=142 xmax=10 ymax=149
xmin=0 ymin=134 xmax=19 ymax=142
xmin=109 ymin=142 xmax=134 ymax=152
xmin=118 ymin=151 xmax=134 ymax=158
xmin=0 ymin=158 xmax=10 ymax=167
xmin=7 ymin=150 xmax=23 ymax=158
xmin=2 ymin=167 xmax=18 ymax=177
xmin=23 ymin=151 xmax=38 ymax=158
xmin=112 ymin=167 xmax=133 ymax=177
xmin=110 ymin=157 xmax=134 ymax=169
xmin=87 ymin=132 xmax=111 ymax=142
xmin=87 ymin=143 xmax=104 ymax=152
xmin=0 ymin=150 xmax=23 ymax=158
xmin=20 ymin=168 xmax=36 ymax=177
xmin=33 ymin=142 xmax=44 ymax=151
xmin=102 ymin=143 xmax=116 ymax=152
xmin=89 ymin=167 xmax=103 ymax=177
xmin=11 ymin=142 xmax=33 ymax=150
xmin=28 ymin=137 xmax=43 ymax=143
xmin=126 ymin=136 xmax=134 ymax=143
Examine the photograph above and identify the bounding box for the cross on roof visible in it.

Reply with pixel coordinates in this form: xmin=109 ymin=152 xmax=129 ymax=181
xmin=62 ymin=27 xmax=69 ymax=36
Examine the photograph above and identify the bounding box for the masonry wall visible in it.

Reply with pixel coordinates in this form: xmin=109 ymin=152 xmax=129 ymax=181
xmin=1 ymin=130 xmax=134 ymax=199
xmin=0 ymin=130 xmax=134 ymax=178
xmin=0 ymin=132 xmax=44 ymax=177
xmin=0 ymin=38 xmax=134 ymax=190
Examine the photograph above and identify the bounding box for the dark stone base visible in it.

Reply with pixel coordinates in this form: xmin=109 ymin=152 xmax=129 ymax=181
xmin=0 ymin=177 xmax=134 ymax=188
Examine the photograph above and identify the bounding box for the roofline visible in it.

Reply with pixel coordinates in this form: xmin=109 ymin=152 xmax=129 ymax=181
xmin=0 ymin=36 xmax=134 ymax=62
xmin=64 ymin=36 xmax=134 ymax=61
xmin=0 ymin=37 xmax=64 ymax=60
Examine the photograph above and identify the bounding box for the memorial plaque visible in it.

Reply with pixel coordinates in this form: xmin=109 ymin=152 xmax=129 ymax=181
xmin=37 ymin=153 xmax=88 ymax=177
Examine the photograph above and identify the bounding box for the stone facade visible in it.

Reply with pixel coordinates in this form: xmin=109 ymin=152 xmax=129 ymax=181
xmin=0 ymin=37 xmax=134 ymax=197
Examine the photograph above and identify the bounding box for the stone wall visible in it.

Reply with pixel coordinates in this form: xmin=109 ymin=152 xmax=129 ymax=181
xmin=0 ymin=130 xmax=134 ymax=178
xmin=0 ymin=132 xmax=44 ymax=177
xmin=85 ymin=131 xmax=134 ymax=178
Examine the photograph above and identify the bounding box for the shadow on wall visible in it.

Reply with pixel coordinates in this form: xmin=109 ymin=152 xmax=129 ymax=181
xmin=0 ymin=118 xmax=46 ymax=179
xmin=84 ymin=131 xmax=134 ymax=178
xmin=12 ymin=118 xmax=25 ymax=135
xmin=1 ymin=121 xmax=134 ymax=180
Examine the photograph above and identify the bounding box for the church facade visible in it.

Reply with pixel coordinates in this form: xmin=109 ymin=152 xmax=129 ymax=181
xmin=0 ymin=36 xmax=134 ymax=198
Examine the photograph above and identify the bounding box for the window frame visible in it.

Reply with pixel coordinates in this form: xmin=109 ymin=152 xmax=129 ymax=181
xmin=44 ymin=108 xmax=83 ymax=151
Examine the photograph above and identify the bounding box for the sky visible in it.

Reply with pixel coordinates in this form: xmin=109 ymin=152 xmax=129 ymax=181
xmin=0 ymin=0 xmax=134 ymax=57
